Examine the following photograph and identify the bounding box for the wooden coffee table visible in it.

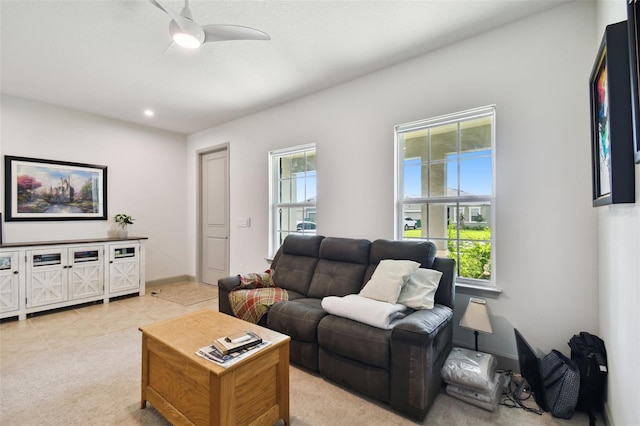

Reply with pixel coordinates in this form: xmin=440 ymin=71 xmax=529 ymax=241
xmin=139 ymin=309 xmax=290 ymax=426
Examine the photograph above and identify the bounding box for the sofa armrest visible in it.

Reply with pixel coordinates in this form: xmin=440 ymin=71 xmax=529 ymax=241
xmin=392 ymin=305 xmax=453 ymax=343
xmin=389 ymin=305 xmax=453 ymax=420
xmin=217 ymin=275 xmax=241 ymax=316
xmin=218 ymin=275 xmax=241 ymax=292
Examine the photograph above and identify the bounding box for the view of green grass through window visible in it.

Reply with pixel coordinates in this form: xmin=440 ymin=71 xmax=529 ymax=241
xmin=396 ymin=107 xmax=495 ymax=284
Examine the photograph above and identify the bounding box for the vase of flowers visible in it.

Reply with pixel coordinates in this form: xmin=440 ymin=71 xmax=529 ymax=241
xmin=114 ymin=213 xmax=134 ymax=238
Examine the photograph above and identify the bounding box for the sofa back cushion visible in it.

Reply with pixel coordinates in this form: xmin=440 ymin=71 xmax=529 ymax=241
xmin=307 ymin=237 xmax=371 ymax=299
xmin=365 ymin=239 xmax=456 ymax=310
xmin=365 ymin=239 xmax=437 ymax=283
xmin=272 ymin=234 xmax=325 ymax=296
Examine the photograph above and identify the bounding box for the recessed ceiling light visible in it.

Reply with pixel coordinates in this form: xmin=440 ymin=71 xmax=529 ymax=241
xmin=144 ymin=109 xmax=155 ymax=117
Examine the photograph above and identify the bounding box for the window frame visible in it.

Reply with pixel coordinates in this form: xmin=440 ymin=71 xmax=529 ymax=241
xmin=394 ymin=106 xmax=496 ymax=287
xmin=268 ymin=143 xmax=317 ymax=256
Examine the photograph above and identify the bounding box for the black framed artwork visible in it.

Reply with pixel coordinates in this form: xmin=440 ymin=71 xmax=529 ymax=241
xmin=589 ymin=21 xmax=635 ymax=207
xmin=4 ymin=156 xmax=108 ymax=221
xmin=628 ymin=0 xmax=640 ymax=163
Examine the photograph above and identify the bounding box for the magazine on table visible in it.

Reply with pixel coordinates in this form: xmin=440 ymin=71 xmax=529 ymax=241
xmin=196 ymin=333 xmax=270 ymax=368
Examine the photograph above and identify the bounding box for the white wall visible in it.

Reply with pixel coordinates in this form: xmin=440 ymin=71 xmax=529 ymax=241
xmin=0 ymin=95 xmax=189 ymax=281
xmin=595 ymin=2 xmax=640 ymax=425
xmin=188 ymin=0 xmax=599 ymax=360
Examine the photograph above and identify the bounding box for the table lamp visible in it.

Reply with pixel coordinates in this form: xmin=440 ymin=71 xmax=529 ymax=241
xmin=459 ymin=297 xmax=493 ymax=352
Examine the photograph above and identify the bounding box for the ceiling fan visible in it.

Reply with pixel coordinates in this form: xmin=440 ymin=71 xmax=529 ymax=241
xmin=149 ymin=0 xmax=270 ymax=49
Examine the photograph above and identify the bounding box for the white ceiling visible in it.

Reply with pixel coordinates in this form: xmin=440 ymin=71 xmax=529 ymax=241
xmin=1 ymin=0 xmax=571 ymax=135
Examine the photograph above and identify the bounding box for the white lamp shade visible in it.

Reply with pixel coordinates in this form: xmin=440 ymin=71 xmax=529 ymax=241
xmin=460 ymin=297 xmax=493 ymax=335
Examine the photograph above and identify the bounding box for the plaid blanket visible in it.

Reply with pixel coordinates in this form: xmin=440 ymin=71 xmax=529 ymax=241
xmin=229 ymin=287 xmax=289 ymax=324
xmin=238 ymin=269 xmax=274 ymax=289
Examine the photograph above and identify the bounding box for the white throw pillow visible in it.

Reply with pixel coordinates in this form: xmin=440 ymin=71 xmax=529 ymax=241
xmin=397 ymin=268 xmax=443 ymax=310
xmin=359 ymin=259 xmax=420 ymax=304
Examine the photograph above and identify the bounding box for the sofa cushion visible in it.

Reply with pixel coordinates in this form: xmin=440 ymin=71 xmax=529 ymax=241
xmin=364 ymin=239 xmax=437 ymax=284
xmin=272 ymin=234 xmax=324 ymax=296
xmin=318 ymin=314 xmax=391 ymax=369
xmin=267 ymin=298 xmax=328 ymax=342
xmin=280 ymin=233 xmax=325 ymax=257
xmin=319 ymin=347 xmax=390 ymax=403
xmin=359 ymin=259 xmax=420 ymax=303
xmin=307 ymin=260 xmax=368 ymax=298
xmin=397 ymin=268 xmax=443 ymax=310
xmin=307 ymin=237 xmax=371 ymax=298
xmin=317 ymin=237 xmax=371 ymax=264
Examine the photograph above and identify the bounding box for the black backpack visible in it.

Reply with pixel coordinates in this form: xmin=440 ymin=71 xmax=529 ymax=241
xmin=568 ymin=332 xmax=608 ymax=426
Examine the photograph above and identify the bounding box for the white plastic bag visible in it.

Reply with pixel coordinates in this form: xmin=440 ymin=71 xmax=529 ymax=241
xmin=441 ymin=347 xmax=498 ymax=392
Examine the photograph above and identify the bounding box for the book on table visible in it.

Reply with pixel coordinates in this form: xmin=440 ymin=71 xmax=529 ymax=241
xmin=196 ymin=332 xmax=270 ymax=368
xmin=211 ymin=331 xmax=262 ymax=355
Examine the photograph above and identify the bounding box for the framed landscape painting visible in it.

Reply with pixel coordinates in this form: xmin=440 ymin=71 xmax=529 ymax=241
xmin=589 ymin=22 xmax=635 ymax=206
xmin=4 ymin=156 xmax=107 ymax=221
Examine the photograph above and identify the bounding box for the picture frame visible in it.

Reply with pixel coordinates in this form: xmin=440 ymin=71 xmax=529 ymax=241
xmin=4 ymin=156 xmax=108 ymax=221
xmin=629 ymin=0 xmax=640 ymax=164
xmin=589 ymin=21 xmax=635 ymax=207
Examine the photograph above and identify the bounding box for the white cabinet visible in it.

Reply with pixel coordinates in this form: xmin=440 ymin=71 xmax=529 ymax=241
xmin=27 ymin=248 xmax=69 ymax=307
xmin=26 ymin=245 xmax=106 ymax=307
xmin=69 ymin=246 xmax=104 ymax=301
xmin=0 ymin=237 xmax=146 ymax=320
xmin=107 ymin=243 xmax=140 ymax=295
xmin=0 ymin=251 xmax=20 ymax=315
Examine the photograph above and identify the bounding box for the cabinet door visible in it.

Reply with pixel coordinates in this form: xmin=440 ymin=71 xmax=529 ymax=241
xmin=109 ymin=243 xmax=139 ymax=293
xmin=69 ymin=246 xmax=104 ymax=300
xmin=27 ymin=248 xmax=68 ymax=307
xmin=0 ymin=251 xmax=20 ymax=314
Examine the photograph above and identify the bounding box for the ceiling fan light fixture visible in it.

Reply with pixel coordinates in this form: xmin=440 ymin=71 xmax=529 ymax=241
xmin=169 ymin=19 xmax=204 ymax=49
xmin=172 ymin=31 xmax=201 ymax=49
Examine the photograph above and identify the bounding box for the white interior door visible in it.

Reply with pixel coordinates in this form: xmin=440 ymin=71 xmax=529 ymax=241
xmin=200 ymin=148 xmax=229 ymax=285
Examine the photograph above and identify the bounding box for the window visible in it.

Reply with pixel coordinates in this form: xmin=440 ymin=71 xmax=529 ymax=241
xmin=395 ymin=106 xmax=495 ymax=285
xmin=269 ymin=144 xmax=317 ymax=255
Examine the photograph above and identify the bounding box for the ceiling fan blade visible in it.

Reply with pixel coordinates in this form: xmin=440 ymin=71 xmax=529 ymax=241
xmin=148 ymin=0 xmax=196 ymax=33
xmin=202 ymin=25 xmax=271 ymax=43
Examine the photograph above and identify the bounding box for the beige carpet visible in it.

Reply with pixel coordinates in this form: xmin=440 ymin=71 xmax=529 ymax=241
xmin=149 ymin=281 xmax=218 ymax=305
xmin=0 ymin=324 xmax=596 ymax=425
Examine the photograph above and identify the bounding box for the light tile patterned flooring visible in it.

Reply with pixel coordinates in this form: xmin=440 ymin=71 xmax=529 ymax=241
xmin=0 ymin=284 xmax=219 ymax=365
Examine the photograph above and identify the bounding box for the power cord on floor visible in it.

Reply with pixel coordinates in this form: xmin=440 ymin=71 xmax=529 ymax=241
xmin=497 ymin=370 xmax=543 ymax=416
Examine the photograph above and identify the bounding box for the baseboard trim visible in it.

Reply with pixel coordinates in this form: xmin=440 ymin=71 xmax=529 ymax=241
xmin=146 ymin=275 xmax=196 ymax=288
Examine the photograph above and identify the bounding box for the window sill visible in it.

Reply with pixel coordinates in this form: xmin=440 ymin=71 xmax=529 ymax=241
xmin=455 ymin=281 xmax=502 ymax=298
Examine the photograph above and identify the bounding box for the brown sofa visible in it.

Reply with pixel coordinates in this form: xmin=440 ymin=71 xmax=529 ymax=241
xmin=218 ymin=234 xmax=455 ymax=420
